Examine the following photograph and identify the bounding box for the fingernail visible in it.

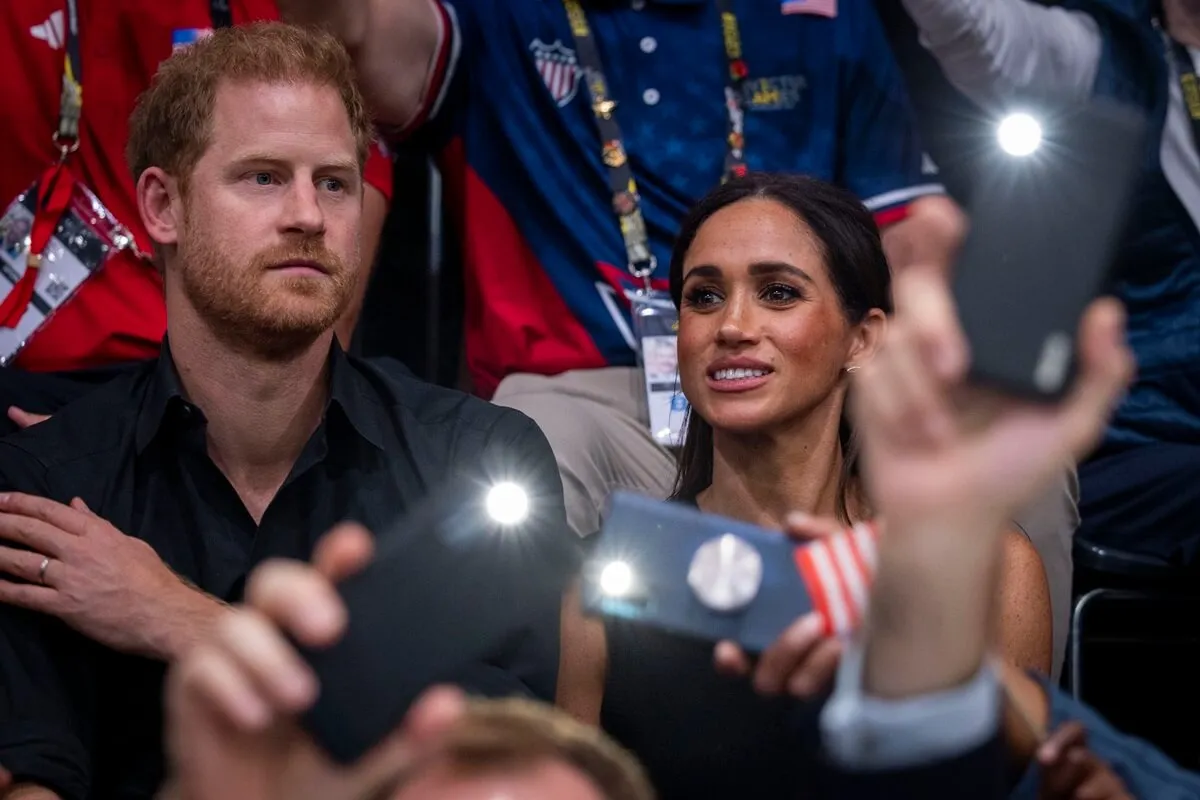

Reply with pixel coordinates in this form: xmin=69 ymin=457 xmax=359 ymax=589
xmin=799 ymin=613 xmax=824 ymax=638
xmin=0 ymin=493 xmax=9 ymax=505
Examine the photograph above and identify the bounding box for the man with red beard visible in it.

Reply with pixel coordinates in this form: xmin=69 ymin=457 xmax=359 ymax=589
xmin=0 ymin=22 xmax=577 ymax=800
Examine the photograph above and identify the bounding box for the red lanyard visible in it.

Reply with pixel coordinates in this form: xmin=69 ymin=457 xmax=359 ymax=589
xmin=0 ymin=0 xmax=82 ymax=328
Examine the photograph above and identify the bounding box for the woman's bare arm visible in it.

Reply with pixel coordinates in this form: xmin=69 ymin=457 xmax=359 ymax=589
xmin=998 ymin=528 xmax=1054 ymax=675
xmin=556 ymin=580 xmax=608 ymax=726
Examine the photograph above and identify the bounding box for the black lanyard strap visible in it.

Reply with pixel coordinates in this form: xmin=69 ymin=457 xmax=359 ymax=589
xmin=562 ymin=0 xmax=749 ymax=286
xmin=55 ymin=0 xmax=82 ymax=154
xmin=210 ymin=0 xmax=233 ymax=29
xmin=54 ymin=0 xmax=230 ymax=157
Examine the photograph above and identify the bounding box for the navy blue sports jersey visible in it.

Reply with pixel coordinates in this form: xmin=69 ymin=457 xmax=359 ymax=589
xmin=414 ymin=0 xmax=943 ymax=397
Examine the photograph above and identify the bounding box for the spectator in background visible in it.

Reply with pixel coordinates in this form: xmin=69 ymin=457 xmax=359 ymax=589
xmin=0 ymin=0 xmax=394 ymax=434
xmin=899 ymin=0 xmax=1200 ymax=568
xmin=0 ymin=24 xmax=575 ymax=800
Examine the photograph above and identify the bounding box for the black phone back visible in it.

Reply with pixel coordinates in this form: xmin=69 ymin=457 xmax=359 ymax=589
xmin=952 ymin=98 xmax=1147 ymax=400
xmin=294 ymin=477 xmax=532 ymax=765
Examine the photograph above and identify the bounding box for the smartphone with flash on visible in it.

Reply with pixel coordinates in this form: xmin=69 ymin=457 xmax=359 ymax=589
xmin=293 ymin=475 xmax=552 ymax=765
xmin=952 ymin=97 xmax=1147 ymax=400
xmin=581 ymin=491 xmax=877 ymax=653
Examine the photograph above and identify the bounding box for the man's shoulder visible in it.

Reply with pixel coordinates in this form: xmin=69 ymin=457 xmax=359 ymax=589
xmin=0 ymin=365 xmax=153 ymax=475
xmin=349 ymin=357 xmax=541 ymax=448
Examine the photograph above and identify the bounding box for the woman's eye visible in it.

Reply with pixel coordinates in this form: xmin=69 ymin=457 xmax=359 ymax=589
xmin=762 ymin=283 xmax=802 ymax=304
xmin=684 ymin=288 xmax=722 ymax=307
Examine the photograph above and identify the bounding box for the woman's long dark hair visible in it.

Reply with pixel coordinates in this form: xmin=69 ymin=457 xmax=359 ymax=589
xmin=668 ymin=173 xmax=893 ymax=523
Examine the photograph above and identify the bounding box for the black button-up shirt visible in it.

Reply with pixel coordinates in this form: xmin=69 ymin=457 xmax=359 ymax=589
xmin=0 ymin=345 xmax=577 ymax=800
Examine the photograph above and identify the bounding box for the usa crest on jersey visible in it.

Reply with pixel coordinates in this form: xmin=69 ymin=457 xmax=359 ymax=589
xmin=529 ymin=39 xmax=580 ymax=107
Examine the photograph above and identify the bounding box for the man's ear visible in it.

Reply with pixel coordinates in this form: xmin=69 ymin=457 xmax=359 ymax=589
xmin=137 ymin=167 xmax=182 ymax=248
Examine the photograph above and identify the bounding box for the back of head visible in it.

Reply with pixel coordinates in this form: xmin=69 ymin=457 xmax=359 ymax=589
xmin=126 ymin=22 xmax=372 ymax=193
xmin=394 ymin=698 xmax=656 ymax=800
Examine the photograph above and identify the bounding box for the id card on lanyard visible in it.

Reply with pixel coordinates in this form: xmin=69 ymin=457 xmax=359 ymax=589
xmin=626 ymin=289 xmax=690 ymax=447
xmin=564 ymin=0 xmax=749 ymax=447
xmin=0 ymin=0 xmax=145 ymax=365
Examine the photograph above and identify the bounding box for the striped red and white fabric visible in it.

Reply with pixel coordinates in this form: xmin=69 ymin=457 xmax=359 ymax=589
xmin=793 ymin=521 xmax=881 ymax=637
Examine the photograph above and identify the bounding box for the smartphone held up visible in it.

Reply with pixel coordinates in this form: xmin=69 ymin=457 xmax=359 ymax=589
xmin=952 ymin=97 xmax=1147 ymax=401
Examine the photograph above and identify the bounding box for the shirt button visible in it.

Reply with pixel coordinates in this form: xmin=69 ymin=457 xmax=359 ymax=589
xmin=640 ymin=36 xmax=657 ymax=54
xmin=631 ymin=0 xmax=645 ymax=9
xmin=643 ymin=88 xmax=660 ymax=106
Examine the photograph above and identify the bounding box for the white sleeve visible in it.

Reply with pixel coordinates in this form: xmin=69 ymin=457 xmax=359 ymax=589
xmin=820 ymin=638 xmax=1002 ymax=769
xmin=900 ymin=0 xmax=1106 ymax=108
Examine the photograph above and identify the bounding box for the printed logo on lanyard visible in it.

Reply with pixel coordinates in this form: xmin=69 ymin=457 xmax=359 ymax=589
xmin=0 ymin=0 xmax=140 ymax=364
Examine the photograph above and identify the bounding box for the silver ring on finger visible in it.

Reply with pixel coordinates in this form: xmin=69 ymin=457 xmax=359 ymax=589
xmin=37 ymin=556 xmax=51 ymax=586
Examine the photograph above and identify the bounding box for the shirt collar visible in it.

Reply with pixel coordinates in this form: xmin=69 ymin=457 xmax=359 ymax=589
xmin=135 ymin=337 xmax=386 ymax=454
xmin=326 ymin=343 xmax=386 ymax=451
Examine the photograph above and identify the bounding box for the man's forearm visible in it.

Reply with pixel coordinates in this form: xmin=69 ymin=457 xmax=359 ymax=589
xmin=148 ymin=588 xmax=231 ymax=663
xmin=277 ymin=0 xmax=443 ymax=129
xmin=881 ymin=195 xmax=966 ymax=274
xmin=862 ymin=524 xmax=1005 ymax=699
xmin=899 ymin=0 xmax=1103 ymax=106
xmin=276 ymin=0 xmax=371 ymax=48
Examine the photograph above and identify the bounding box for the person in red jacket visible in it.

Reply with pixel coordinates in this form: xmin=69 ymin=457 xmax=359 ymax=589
xmin=0 ymin=1 xmax=393 ymax=426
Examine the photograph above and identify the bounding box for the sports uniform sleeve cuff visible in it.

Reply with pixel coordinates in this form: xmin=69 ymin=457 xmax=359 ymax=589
xmin=383 ymin=0 xmax=462 ymax=142
xmin=820 ymin=638 xmax=1002 ymax=771
xmin=863 ymin=183 xmax=947 ymax=228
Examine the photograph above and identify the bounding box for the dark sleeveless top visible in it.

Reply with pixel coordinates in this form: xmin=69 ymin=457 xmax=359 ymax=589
xmin=596 ymin=499 xmax=824 ymax=799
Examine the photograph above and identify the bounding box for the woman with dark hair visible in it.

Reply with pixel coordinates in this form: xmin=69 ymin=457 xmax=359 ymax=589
xmin=558 ymin=172 xmax=1052 ymax=798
